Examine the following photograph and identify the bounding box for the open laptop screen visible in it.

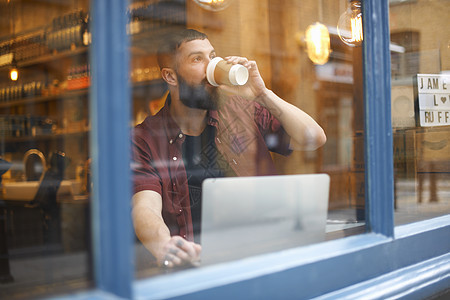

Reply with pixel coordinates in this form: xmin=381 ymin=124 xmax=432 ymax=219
xmin=200 ymin=174 xmax=330 ymax=265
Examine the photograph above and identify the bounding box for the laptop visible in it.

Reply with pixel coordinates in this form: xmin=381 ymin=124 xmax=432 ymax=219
xmin=200 ymin=173 xmax=330 ymax=265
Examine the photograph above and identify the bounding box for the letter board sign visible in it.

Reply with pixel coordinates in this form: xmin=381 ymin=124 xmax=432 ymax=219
xmin=415 ymin=74 xmax=450 ymax=127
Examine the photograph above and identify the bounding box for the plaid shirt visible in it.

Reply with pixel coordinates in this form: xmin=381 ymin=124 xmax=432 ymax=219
xmin=132 ymin=94 xmax=292 ymax=241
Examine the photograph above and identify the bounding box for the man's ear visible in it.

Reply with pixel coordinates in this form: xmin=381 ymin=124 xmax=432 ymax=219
xmin=161 ymin=68 xmax=177 ymax=86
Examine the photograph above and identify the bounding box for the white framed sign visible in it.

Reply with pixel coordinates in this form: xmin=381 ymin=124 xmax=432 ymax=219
xmin=416 ymin=74 xmax=450 ymax=127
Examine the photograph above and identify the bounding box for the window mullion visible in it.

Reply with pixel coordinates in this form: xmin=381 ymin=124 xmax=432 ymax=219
xmin=362 ymin=0 xmax=394 ymax=237
xmin=90 ymin=0 xmax=133 ymax=297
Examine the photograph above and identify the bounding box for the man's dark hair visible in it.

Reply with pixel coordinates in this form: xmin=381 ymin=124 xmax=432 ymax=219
xmin=157 ymin=29 xmax=208 ymax=70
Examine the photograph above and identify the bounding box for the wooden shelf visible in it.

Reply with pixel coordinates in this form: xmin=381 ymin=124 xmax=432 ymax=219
xmin=21 ymin=47 xmax=88 ymax=67
xmin=0 ymin=79 xmax=166 ymax=109
xmin=1 ymin=129 xmax=89 ymax=143
xmin=0 ymin=89 xmax=88 ymax=109
xmin=0 ymin=47 xmax=88 ymax=72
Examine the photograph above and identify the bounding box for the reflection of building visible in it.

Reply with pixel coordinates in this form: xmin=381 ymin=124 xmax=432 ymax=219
xmin=314 ymin=31 xmax=363 ymax=212
xmin=390 ymin=0 xmax=450 ymax=208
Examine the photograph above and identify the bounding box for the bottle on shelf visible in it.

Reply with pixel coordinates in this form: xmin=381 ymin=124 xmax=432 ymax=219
xmin=67 ymin=63 xmax=91 ymax=91
xmin=46 ymin=10 xmax=88 ymax=52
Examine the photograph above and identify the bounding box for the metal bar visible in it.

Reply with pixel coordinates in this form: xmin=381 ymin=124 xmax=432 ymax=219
xmin=315 ymin=252 xmax=450 ymax=300
xmin=134 ymin=216 xmax=450 ymax=300
xmin=362 ymin=0 xmax=395 ymax=236
xmin=90 ymin=0 xmax=133 ymax=297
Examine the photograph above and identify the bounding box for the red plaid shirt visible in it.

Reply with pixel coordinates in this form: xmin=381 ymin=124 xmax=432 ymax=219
xmin=132 ymin=95 xmax=292 ymax=241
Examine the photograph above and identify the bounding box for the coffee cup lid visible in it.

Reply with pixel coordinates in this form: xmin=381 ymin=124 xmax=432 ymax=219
xmin=229 ymin=64 xmax=249 ymax=86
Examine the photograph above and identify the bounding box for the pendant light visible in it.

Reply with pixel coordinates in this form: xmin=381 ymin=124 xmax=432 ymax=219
xmin=337 ymin=0 xmax=363 ymax=47
xmin=192 ymin=0 xmax=233 ymax=12
xmin=296 ymin=0 xmax=331 ymax=65
xmin=304 ymin=22 xmax=331 ymax=65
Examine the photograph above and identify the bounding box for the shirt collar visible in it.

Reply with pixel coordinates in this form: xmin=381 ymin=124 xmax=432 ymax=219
xmin=161 ymin=94 xmax=220 ymax=144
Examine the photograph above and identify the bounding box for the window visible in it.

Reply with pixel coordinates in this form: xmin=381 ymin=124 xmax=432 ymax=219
xmin=0 ymin=0 xmax=93 ymax=299
xmin=95 ymin=0 xmax=450 ymax=298
xmin=129 ymin=0 xmax=367 ymax=277
xmin=390 ymin=0 xmax=450 ymax=225
xmin=3 ymin=1 xmax=448 ymax=299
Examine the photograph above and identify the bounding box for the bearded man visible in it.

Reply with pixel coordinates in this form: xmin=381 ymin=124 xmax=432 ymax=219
xmin=131 ymin=29 xmax=326 ymax=268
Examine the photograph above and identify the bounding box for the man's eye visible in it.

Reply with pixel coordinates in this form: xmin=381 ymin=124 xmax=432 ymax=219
xmin=193 ymin=57 xmax=202 ymax=62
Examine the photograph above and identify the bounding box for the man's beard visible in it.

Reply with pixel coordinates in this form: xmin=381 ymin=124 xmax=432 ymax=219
xmin=178 ymin=73 xmax=221 ymax=110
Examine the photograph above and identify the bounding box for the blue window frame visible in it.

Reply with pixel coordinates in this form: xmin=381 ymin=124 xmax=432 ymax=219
xmin=89 ymin=0 xmax=133 ymax=298
xmin=64 ymin=0 xmax=449 ymax=299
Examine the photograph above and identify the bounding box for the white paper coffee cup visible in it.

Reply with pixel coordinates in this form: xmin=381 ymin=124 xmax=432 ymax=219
xmin=206 ymin=57 xmax=249 ymax=87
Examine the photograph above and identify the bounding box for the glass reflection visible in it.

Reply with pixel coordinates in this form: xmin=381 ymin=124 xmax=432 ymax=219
xmin=390 ymin=0 xmax=450 ymax=225
xmin=130 ymin=0 xmax=366 ymax=277
xmin=0 ymin=1 xmax=92 ymax=298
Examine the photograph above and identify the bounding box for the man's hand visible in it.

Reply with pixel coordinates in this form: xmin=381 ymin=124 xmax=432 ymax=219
xmin=132 ymin=191 xmax=202 ymax=268
xmin=219 ymin=56 xmax=268 ymax=100
xmin=158 ymin=235 xmax=202 ymax=268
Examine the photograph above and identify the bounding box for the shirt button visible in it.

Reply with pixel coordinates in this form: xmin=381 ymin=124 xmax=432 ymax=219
xmin=232 ymin=159 xmax=237 ymax=165
xmin=178 ymin=133 xmax=183 ymax=138
xmin=182 ymin=234 xmax=186 ymax=239
xmin=173 ymin=156 xmax=178 ymax=161
xmin=169 ymin=139 xmax=173 ymax=144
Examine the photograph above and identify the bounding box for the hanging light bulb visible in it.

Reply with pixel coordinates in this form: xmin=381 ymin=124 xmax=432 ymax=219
xmin=10 ymin=68 xmax=18 ymax=81
xmin=9 ymin=58 xmax=19 ymax=81
xmin=337 ymin=0 xmax=363 ymax=47
xmin=192 ymin=0 xmax=232 ymax=12
xmin=304 ymin=22 xmax=331 ymax=65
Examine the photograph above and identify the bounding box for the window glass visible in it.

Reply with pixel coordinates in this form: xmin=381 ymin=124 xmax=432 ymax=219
xmin=0 ymin=1 xmax=92 ymax=298
xmin=129 ymin=0 xmax=365 ymax=278
xmin=390 ymin=0 xmax=450 ymax=225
